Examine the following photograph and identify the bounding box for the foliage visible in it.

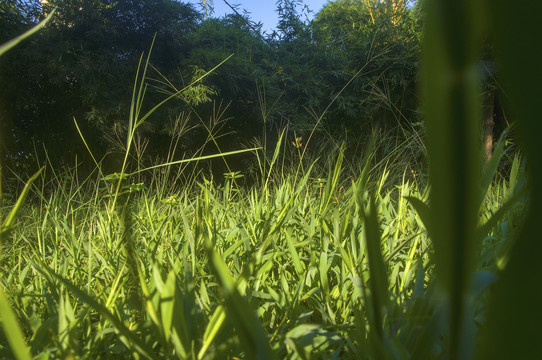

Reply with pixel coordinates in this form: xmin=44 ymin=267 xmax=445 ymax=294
xmin=0 ymin=135 xmax=525 ymax=358
xmin=0 ymin=11 xmax=52 ymax=360
xmin=2 ymin=2 xmax=541 ymax=358
xmin=311 ymin=0 xmax=421 ymax=130
xmin=0 ymin=0 xmax=201 ymax=171
xmin=1 ymin=0 xmax=426 ymax=172
xmin=182 ymin=13 xmax=272 ymax=140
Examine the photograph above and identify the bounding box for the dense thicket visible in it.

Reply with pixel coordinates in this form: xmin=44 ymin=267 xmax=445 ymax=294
xmin=1 ymin=0 xmax=424 ymax=175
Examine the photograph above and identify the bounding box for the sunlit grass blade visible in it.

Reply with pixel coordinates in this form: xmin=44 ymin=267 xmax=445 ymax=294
xmin=32 ymin=261 xmax=154 ymax=359
xmin=198 ymin=305 xmax=226 ymax=360
xmin=0 ymin=167 xmax=44 ymax=246
xmin=263 ymin=128 xmax=286 ymax=192
xmin=285 ymin=229 xmax=305 ymax=277
xmin=0 ymin=287 xmax=32 ymax=360
xmin=404 ymin=196 xmax=432 ymax=237
xmin=319 ymin=147 xmax=344 ymax=215
xmin=134 ymin=53 xmax=235 ymax=131
xmin=131 ymin=147 xmax=261 ymax=176
xmin=0 ymin=9 xmax=56 ymax=56
xmin=204 ymin=238 xmax=276 ymax=360
xmin=73 ymin=117 xmax=103 ymax=174
xmin=479 ymin=127 xmax=512 ymax=205
xmin=476 ymin=187 xmax=527 ymax=247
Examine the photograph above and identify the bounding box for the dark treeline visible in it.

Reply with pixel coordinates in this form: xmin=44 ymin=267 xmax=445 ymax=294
xmin=1 ymin=0 xmax=428 ymax=178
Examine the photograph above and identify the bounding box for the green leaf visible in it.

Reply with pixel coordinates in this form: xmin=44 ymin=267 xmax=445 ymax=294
xmin=421 ymin=0 xmax=484 ymax=357
xmin=33 ymin=260 xmax=154 ymax=359
xmin=0 ymin=167 xmax=44 ymax=247
xmin=285 ymin=229 xmax=305 ymax=276
xmin=0 ymin=287 xmax=32 ymax=360
xmin=404 ymin=197 xmax=431 ymax=243
xmin=412 ymin=262 xmax=425 ymax=299
xmin=160 ymin=271 xmax=176 ymax=342
xmin=0 ymin=9 xmax=56 ymax=57
xmin=285 ymin=324 xmax=341 ymax=360
xmin=361 ymin=195 xmax=389 ymax=344
xmin=475 ymin=1 xmax=542 ymax=358
xmin=204 ymin=243 xmax=276 ymax=360
xmin=198 ymin=305 xmax=226 ymax=360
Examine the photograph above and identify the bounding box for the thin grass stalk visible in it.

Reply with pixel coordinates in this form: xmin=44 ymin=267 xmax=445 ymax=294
xmin=0 ymin=9 xmax=56 ymax=56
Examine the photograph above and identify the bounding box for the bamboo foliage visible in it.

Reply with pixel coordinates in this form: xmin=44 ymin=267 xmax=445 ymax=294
xmin=363 ymin=0 xmax=408 ymax=25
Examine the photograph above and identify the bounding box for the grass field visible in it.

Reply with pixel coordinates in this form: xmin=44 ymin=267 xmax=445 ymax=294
xmin=0 ymin=130 xmax=526 ymax=358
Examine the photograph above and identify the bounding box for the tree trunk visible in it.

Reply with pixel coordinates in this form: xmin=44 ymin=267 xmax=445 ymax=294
xmin=483 ymin=91 xmax=495 ymax=163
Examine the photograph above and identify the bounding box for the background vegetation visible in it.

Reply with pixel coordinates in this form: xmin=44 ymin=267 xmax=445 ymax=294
xmin=1 ymin=0 xmax=428 ymax=178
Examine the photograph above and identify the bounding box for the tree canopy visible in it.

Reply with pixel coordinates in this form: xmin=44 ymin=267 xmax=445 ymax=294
xmin=1 ymin=0 xmax=425 ymax=173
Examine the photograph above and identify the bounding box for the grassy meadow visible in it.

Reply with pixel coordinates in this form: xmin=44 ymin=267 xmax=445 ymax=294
xmin=0 ymin=129 xmax=526 ymax=359
xmin=2 ymin=1 xmax=542 ymax=359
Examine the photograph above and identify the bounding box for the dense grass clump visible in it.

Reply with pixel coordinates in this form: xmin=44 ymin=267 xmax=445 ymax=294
xmin=0 ymin=138 xmax=525 ymax=358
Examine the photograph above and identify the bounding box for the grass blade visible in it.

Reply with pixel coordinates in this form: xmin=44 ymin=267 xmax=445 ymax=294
xmin=421 ymin=1 xmax=484 ymax=358
xmin=362 ymin=195 xmax=389 ymax=345
xmin=204 ymin=239 xmax=276 ymax=360
xmin=475 ymin=1 xmax=542 ymax=359
xmin=0 ymin=9 xmax=56 ymax=56
xmin=198 ymin=305 xmax=226 ymax=360
xmin=0 ymin=167 xmax=44 ymax=247
xmin=0 ymin=288 xmax=32 ymax=360
xmin=33 ymin=261 xmax=154 ymax=359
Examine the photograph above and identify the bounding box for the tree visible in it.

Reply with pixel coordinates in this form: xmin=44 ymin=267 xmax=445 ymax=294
xmin=0 ymin=0 xmax=201 ymax=170
xmin=180 ymin=13 xmax=274 ymax=156
xmin=311 ymin=0 xmax=421 ymax=130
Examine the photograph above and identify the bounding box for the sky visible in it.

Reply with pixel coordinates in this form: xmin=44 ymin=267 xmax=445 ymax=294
xmin=185 ymin=0 xmax=330 ymax=34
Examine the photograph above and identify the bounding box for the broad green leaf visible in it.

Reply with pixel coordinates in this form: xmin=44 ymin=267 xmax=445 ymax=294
xmin=199 ymin=305 xmax=226 ymax=360
xmin=285 ymin=230 xmax=304 ymax=276
xmin=160 ymin=270 xmax=176 ymax=342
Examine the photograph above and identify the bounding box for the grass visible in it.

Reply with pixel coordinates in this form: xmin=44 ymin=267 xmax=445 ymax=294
xmin=0 ymin=135 xmax=526 ymax=358
xmin=1 ymin=0 xmax=540 ymax=358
